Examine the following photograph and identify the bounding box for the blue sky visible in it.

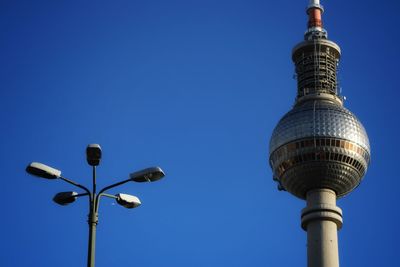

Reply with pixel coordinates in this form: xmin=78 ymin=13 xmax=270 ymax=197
xmin=1 ymin=0 xmax=399 ymax=266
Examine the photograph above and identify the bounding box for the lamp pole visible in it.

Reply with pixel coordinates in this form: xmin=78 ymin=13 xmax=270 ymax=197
xmin=26 ymin=144 xmax=165 ymax=267
xmin=88 ymin=165 xmax=98 ymax=267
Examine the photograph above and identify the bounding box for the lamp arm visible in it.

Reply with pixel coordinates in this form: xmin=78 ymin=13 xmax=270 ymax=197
xmin=95 ymin=178 xmax=132 ymax=212
xmin=60 ymin=176 xmax=91 ymax=196
xmin=75 ymin=193 xmax=90 ymax=198
xmin=93 ymin=193 xmax=119 ymax=213
xmin=97 ymin=178 xmax=132 ymax=197
xmin=100 ymin=193 xmax=118 ymax=199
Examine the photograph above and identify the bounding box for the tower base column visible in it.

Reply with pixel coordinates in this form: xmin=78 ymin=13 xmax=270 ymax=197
xmin=301 ymin=189 xmax=343 ymax=267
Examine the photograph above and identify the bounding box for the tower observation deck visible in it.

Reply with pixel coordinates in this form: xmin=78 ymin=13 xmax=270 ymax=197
xmin=268 ymin=1 xmax=370 ymax=266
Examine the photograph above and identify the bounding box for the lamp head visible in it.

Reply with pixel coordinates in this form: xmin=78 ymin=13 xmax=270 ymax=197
xmin=116 ymin=193 xmax=141 ymax=209
xmin=130 ymin=167 xmax=165 ymax=182
xmin=86 ymin=144 xmax=102 ymax=166
xmin=26 ymin=162 xmax=61 ymax=179
xmin=53 ymin=191 xmax=78 ymax=206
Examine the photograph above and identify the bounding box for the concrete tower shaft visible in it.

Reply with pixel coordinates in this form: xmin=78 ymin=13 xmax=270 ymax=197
xmin=302 ymin=189 xmax=343 ymax=267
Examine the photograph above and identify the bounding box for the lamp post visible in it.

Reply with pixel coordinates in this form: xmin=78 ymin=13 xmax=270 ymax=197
xmin=26 ymin=144 xmax=165 ymax=267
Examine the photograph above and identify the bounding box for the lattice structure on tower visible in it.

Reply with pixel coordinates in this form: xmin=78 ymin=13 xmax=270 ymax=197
xmin=293 ymin=40 xmax=340 ymax=99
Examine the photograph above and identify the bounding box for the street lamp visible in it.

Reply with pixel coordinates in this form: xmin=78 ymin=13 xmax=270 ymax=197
xmin=26 ymin=162 xmax=61 ymax=179
xmin=26 ymin=144 xmax=165 ymax=267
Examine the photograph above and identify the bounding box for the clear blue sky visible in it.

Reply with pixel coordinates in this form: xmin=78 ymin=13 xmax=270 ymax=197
xmin=1 ymin=0 xmax=398 ymax=266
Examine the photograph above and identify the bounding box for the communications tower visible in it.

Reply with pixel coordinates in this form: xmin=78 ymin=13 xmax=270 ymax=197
xmin=268 ymin=1 xmax=370 ymax=266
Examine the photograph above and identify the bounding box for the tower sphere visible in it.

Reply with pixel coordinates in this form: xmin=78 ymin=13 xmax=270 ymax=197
xmin=269 ymin=97 xmax=370 ymax=199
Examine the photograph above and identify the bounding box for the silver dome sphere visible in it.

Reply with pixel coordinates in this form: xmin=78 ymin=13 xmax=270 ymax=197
xmin=269 ymin=98 xmax=370 ymax=199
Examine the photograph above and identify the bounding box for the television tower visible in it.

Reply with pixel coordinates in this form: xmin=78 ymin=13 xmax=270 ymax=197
xmin=268 ymin=1 xmax=370 ymax=267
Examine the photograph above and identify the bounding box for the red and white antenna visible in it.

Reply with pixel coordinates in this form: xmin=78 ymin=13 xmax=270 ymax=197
xmin=307 ymin=0 xmax=324 ymax=28
xmin=305 ymin=0 xmax=327 ymax=40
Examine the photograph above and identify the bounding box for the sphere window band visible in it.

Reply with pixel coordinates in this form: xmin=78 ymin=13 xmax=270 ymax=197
xmin=271 ymin=137 xmax=370 ymax=162
xmin=270 ymin=137 xmax=370 ymax=178
xmin=274 ymin=152 xmax=365 ymax=179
